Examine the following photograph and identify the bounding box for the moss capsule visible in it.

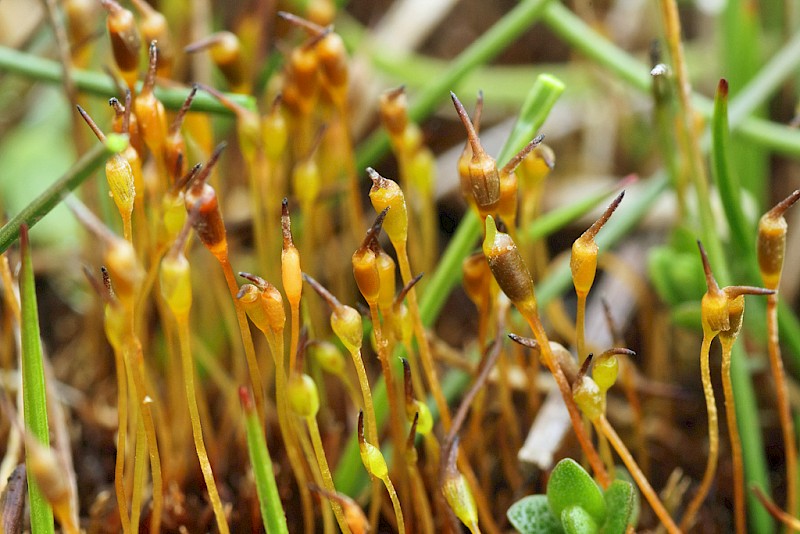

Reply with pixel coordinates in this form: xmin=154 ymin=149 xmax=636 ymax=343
xmin=758 ymin=190 xmax=800 ymax=290
xmin=287 ymin=374 xmax=320 ymax=418
xmin=482 ymin=216 xmax=535 ymax=306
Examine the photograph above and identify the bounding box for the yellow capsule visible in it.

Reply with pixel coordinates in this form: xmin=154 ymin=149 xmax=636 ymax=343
xmin=160 ymin=253 xmax=192 ymax=318
xmin=287 ymin=374 xmax=320 ymax=418
xmin=238 ymin=283 xmax=269 ymax=333
xmin=357 ymin=411 xmax=388 ymax=479
xmin=412 ymin=400 xmax=433 ymax=435
xmin=293 ymin=158 xmax=321 ymax=207
xmin=573 ymin=374 xmax=603 ymax=420
xmin=593 ymin=348 xmax=632 ymax=396
xmin=310 ymin=340 xmax=346 ymax=376
xmin=281 ymin=199 xmax=303 ymax=308
xmin=758 ymin=190 xmax=800 ymax=290
xmin=106 ymin=154 xmax=135 ymax=221
xmin=376 ymin=249 xmax=396 ymax=314
xmin=332 ymin=305 xmax=363 ymax=354
xmin=185 ymin=32 xmax=250 ymax=94
xmin=162 ymin=190 xmax=187 ymax=243
xmin=353 ymin=247 xmax=380 ymax=306
xmin=262 ymin=97 xmax=288 ymax=161
xmin=571 ymin=191 xmax=624 ymax=297
xmin=367 ymin=168 xmax=408 ymax=245
xmin=134 ymin=42 xmax=168 ymax=164
xmin=517 ymin=143 xmax=556 ymax=188
xmin=442 ymin=465 xmax=479 ymax=532
xmin=105 ymin=238 xmax=143 ymax=308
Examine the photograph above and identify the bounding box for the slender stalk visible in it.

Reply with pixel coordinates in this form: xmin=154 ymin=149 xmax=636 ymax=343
xmin=130 ymin=416 xmax=146 ymax=534
xmin=595 ymin=415 xmax=680 ymax=533
xmin=305 ymin=417 xmax=351 ymax=533
xmin=680 ymin=333 xmax=719 ymax=531
xmin=109 ymin=343 xmax=131 ymax=534
xmin=720 ymin=334 xmax=747 ymax=534
xmin=219 ymin=257 xmax=266 ymax=419
xmin=767 ymin=293 xmax=798 ymax=526
xmin=517 ymin=299 xmax=610 ymax=488
xmin=176 ymin=317 xmax=229 ymax=533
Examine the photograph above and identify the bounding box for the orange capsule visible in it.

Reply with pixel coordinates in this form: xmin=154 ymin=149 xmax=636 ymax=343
xmin=185 ymin=32 xmax=250 ymax=94
xmin=101 ymin=0 xmax=141 ymax=89
xmin=130 ymin=0 xmax=173 ymax=76
xmin=380 ymin=86 xmax=409 ymax=140
xmin=757 ymin=190 xmax=800 ymax=290
xmin=164 ymin=85 xmax=198 ymax=182
xmin=570 ymin=191 xmax=624 ymax=298
xmin=134 ymin=41 xmax=168 ymax=167
xmin=184 ymin=144 xmax=228 ymax=260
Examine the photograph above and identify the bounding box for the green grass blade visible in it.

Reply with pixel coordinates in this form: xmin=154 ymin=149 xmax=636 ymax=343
xmin=0 ymin=45 xmax=255 ymax=114
xmin=0 ymin=137 xmax=123 ymax=254
xmin=240 ymin=387 xmax=288 ymax=534
xmin=355 ymin=0 xmax=556 ymax=170
xmin=19 ymin=225 xmax=55 ymax=534
xmin=711 ymin=79 xmax=754 ymax=255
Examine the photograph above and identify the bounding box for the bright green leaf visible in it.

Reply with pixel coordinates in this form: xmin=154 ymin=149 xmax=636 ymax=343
xmin=600 ymin=480 xmax=635 ymax=534
xmin=561 ymin=506 xmax=599 ymax=534
xmin=547 ymin=459 xmax=606 ymax=525
xmin=507 ymin=495 xmax=563 ymax=534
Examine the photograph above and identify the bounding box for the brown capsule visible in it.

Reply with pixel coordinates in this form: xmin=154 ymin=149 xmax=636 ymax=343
xmin=130 ymin=0 xmax=173 ymax=76
xmin=452 ymin=91 xmax=499 ymax=216
xmin=380 ymin=86 xmax=409 ymax=138
xmin=317 ymin=32 xmax=348 ymax=90
xmin=482 ymin=216 xmax=535 ymax=306
xmin=184 ymin=144 xmax=228 ymax=259
xmin=164 ymin=85 xmax=198 ymax=182
xmin=65 ymin=0 xmax=98 ymax=55
xmin=101 ymin=0 xmax=141 ymax=87
xmin=758 ymin=190 xmax=800 ymax=290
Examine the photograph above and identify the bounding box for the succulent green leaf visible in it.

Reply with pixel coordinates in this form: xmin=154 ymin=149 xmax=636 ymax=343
xmin=547 ymin=459 xmax=606 ymax=525
xmin=600 ymin=480 xmax=635 ymax=534
xmin=561 ymin=506 xmax=599 ymax=534
xmin=507 ymin=495 xmax=563 ymax=534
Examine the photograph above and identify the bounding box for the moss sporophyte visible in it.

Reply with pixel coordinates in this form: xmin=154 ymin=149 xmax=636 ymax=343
xmin=5 ymin=1 xmax=800 ymax=532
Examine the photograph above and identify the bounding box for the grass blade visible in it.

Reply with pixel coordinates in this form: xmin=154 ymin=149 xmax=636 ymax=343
xmin=19 ymin=225 xmax=55 ymax=534
xmin=0 ymin=138 xmax=123 ymax=254
xmin=240 ymin=387 xmax=288 ymax=534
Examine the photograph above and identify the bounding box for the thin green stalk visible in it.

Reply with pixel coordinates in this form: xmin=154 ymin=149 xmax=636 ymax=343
xmin=241 ymin=388 xmax=289 ymax=534
xmin=0 ymin=45 xmax=255 ymax=114
xmin=712 ymin=80 xmax=753 ymax=254
xmin=721 ymin=0 xmax=766 ymax=207
xmin=0 ymin=138 xmax=122 ymax=253
xmin=355 ymin=0 xmax=555 ymax=170
xmin=19 ymin=225 xmax=55 ymax=534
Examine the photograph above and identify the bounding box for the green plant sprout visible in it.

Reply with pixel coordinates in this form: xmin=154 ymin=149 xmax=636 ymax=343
xmin=507 ymin=458 xmax=637 ymax=534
